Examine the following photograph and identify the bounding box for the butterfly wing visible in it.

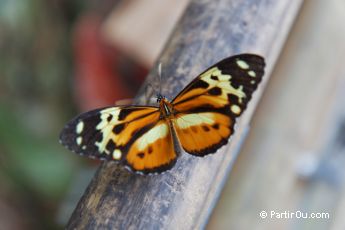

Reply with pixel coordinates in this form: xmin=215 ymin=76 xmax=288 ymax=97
xmin=60 ymin=106 xmax=177 ymax=174
xmin=171 ymin=54 xmax=265 ymax=156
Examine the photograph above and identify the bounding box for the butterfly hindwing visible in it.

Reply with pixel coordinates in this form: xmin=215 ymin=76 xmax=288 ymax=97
xmin=125 ymin=120 xmax=177 ymax=174
xmin=173 ymin=108 xmax=233 ymax=156
xmin=171 ymin=54 xmax=265 ymax=156
xmin=60 ymin=106 xmax=177 ymax=174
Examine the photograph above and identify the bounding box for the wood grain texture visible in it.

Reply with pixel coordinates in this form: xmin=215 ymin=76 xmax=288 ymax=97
xmin=67 ymin=0 xmax=302 ymax=229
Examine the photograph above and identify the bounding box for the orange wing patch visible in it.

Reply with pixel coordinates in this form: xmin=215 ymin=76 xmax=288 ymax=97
xmin=126 ymin=121 xmax=177 ymax=173
xmin=173 ymin=111 xmax=233 ymax=156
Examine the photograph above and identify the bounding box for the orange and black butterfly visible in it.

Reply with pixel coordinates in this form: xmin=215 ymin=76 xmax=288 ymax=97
xmin=60 ymin=54 xmax=265 ymax=174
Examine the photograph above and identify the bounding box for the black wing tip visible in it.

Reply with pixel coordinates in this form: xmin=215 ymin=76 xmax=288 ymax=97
xmin=221 ymin=53 xmax=266 ymax=69
xmin=59 ymin=115 xmax=94 ymax=158
xmin=58 ymin=107 xmax=107 ymax=156
xmin=59 ymin=114 xmax=80 ymax=145
xmin=59 ymin=125 xmax=73 ymax=149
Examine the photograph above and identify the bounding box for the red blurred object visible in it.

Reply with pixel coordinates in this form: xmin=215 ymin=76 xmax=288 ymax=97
xmin=73 ymin=14 xmax=147 ymax=112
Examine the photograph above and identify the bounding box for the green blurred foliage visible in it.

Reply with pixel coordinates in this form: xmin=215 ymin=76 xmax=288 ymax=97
xmin=0 ymin=0 xmax=92 ymax=228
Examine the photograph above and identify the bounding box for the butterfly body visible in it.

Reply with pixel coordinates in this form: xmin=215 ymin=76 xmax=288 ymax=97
xmin=60 ymin=54 xmax=265 ymax=174
xmin=157 ymin=95 xmax=175 ymax=119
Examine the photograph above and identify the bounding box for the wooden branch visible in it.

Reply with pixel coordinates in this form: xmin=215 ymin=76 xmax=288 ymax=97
xmin=67 ymin=0 xmax=303 ymax=229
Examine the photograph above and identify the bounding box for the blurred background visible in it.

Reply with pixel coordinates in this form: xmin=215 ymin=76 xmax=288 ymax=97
xmin=0 ymin=0 xmax=188 ymax=229
xmin=1 ymin=0 xmax=345 ymax=229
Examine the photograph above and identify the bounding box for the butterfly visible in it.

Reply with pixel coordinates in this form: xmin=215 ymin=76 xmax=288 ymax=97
xmin=60 ymin=54 xmax=265 ymax=174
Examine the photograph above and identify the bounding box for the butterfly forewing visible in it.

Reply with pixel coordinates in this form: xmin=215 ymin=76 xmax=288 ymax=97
xmin=172 ymin=54 xmax=265 ymax=115
xmin=171 ymin=54 xmax=265 ymax=156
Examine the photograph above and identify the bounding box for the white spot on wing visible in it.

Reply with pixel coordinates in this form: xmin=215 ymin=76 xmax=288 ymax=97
xmin=231 ymin=105 xmax=241 ymax=115
xmin=248 ymin=70 xmax=256 ymax=77
xmin=76 ymin=136 xmax=82 ymax=145
xmin=236 ymin=59 xmax=249 ymax=69
xmin=113 ymin=149 xmax=122 ymax=160
xmin=76 ymin=121 xmax=84 ymax=134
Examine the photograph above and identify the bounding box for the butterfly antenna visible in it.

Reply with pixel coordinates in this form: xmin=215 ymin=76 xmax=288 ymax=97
xmin=158 ymin=62 xmax=162 ymax=96
xmin=145 ymin=83 xmax=154 ymax=103
xmin=144 ymin=63 xmax=163 ymax=103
